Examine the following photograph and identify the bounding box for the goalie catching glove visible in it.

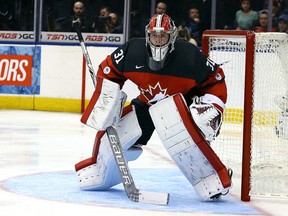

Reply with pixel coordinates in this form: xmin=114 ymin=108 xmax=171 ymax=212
xmin=189 ymin=94 xmax=225 ymax=142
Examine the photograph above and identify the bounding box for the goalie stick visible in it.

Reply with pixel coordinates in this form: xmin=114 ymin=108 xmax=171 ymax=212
xmin=73 ymin=22 xmax=169 ymax=205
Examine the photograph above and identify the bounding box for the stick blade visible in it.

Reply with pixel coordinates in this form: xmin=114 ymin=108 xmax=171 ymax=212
xmin=138 ymin=190 xmax=170 ymax=205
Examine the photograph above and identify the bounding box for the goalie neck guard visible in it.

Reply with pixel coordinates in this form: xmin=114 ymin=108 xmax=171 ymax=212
xmin=145 ymin=13 xmax=177 ymax=71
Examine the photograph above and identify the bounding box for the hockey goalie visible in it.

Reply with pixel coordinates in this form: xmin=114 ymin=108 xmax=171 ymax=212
xmin=75 ymin=13 xmax=232 ymax=201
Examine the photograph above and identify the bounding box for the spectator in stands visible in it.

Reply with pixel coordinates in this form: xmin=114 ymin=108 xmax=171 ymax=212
xmin=177 ymin=24 xmax=197 ymax=46
xmin=92 ymin=11 xmax=123 ymax=34
xmin=259 ymin=0 xmax=282 ymax=28
xmin=105 ymin=12 xmax=123 ymax=33
xmin=186 ymin=7 xmax=202 ymax=46
xmin=55 ymin=1 xmax=91 ymax=32
xmin=235 ymin=0 xmax=259 ymax=30
xmin=155 ymin=2 xmax=168 ymax=14
xmin=277 ymin=14 xmax=288 ymax=33
xmin=99 ymin=6 xmax=111 ymax=17
xmin=92 ymin=6 xmax=111 ymax=33
xmin=254 ymin=10 xmax=277 ymax=32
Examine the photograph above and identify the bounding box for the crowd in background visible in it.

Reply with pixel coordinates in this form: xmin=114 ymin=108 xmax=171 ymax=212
xmin=49 ymin=2 xmax=124 ymax=34
xmin=153 ymin=0 xmax=288 ymax=47
xmin=1 ymin=0 xmax=288 ymax=47
xmin=171 ymin=0 xmax=288 ymax=47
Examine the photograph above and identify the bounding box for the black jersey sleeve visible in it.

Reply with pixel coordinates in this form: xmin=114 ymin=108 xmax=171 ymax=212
xmin=193 ymin=48 xmax=220 ymax=84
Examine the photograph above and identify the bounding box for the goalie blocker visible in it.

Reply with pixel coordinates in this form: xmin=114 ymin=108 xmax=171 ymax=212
xmin=81 ymin=76 xmax=126 ymax=131
xmin=149 ymin=93 xmax=232 ymax=200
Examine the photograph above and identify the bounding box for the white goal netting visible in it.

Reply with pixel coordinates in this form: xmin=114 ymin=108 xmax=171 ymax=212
xmin=205 ymin=32 xmax=288 ymax=198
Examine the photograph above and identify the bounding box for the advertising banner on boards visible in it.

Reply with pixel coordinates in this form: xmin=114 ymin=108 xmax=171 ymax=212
xmin=0 ymin=46 xmax=41 ymax=95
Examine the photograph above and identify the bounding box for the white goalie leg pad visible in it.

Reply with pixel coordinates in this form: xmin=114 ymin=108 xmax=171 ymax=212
xmin=76 ymin=105 xmax=142 ymax=190
xmin=81 ymin=76 xmax=127 ymax=130
xmin=149 ymin=94 xmax=232 ymax=200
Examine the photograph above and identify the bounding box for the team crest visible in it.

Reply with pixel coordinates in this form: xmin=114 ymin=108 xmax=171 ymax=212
xmin=140 ymin=82 xmax=169 ymax=105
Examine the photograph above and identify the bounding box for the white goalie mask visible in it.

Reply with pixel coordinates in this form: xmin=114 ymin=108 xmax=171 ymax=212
xmin=145 ymin=14 xmax=177 ymax=70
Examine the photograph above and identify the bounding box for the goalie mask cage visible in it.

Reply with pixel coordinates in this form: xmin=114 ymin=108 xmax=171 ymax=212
xmin=202 ymin=30 xmax=288 ymax=201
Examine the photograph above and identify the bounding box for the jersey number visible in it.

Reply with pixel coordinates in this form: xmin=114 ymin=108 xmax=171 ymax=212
xmin=114 ymin=49 xmax=124 ymax=64
xmin=206 ymin=58 xmax=216 ymax=71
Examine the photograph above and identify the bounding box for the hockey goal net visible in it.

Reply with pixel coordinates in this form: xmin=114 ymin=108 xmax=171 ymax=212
xmin=202 ymin=30 xmax=288 ymax=201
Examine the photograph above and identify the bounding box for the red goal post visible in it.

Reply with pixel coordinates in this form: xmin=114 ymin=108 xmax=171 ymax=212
xmin=202 ymin=30 xmax=288 ymax=201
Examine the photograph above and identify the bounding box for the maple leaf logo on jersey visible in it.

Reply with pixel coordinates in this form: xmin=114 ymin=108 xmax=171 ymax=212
xmin=140 ymin=82 xmax=169 ymax=105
